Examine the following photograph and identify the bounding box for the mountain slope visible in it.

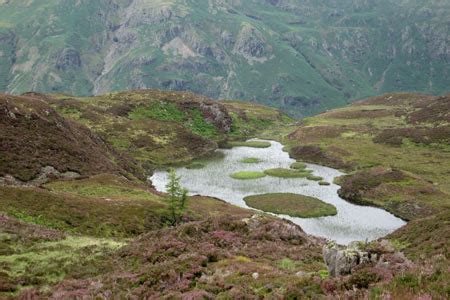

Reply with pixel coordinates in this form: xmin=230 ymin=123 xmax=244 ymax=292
xmin=0 ymin=93 xmax=145 ymax=183
xmin=0 ymin=0 xmax=448 ymax=116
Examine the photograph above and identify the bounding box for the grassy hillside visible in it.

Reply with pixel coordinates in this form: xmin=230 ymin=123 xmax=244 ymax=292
xmin=0 ymin=1 xmax=449 ymax=116
xmin=0 ymin=93 xmax=145 ymax=182
xmin=282 ymin=93 xmax=450 ymax=297
xmin=41 ymin=90 xmax=292 ymax=166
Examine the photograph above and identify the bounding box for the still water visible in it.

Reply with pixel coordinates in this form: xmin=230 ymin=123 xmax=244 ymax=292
xmin=151 ymin=140 xmax=406 ymax=245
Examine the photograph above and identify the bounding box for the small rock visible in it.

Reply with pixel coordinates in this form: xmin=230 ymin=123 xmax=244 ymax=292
xmin=252 ymin=272 xmax=259 ymax=280
xmin=295 ymin=271 xmax=307 ymax=277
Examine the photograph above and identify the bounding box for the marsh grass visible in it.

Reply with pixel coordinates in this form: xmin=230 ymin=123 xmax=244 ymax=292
xmin=264 ymin=168 xmax=313 ymax=178
xmin=307 ymin=175 xmax=324 ymax=181
xmin=241 ymin=157 xmax=263 ymax=164
xmin=290 ymin=162 xmax=307 ymax=170
xmin=244 ymin=193 xmax=337 ymax=218
xmin=229 ymin=141 xmax=272 ymax=148
xmin=230 ymin=171 xmax=267 ymax=180
xmin=186 ymin=162 xmax=206 ymax=169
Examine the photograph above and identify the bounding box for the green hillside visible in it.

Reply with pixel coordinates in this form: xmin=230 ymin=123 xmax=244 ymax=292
xmin=0 ymin=0 xmax=448 ymax=116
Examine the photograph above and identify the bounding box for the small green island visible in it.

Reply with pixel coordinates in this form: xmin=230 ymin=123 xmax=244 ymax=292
xmin=264 ymin=168 xmax=313 ymax=178
xmin=230 ymin=171 xmax=267 ymax=180
xmin=244 ymin=193 xmax=337 ymax=218
xmin=228 ymin=141 xmax=272 ymax=148
xmin=290 ymin=162 xmax=307 ymax=170
xmin=186 ymin=162 xmax=206 ymax=169
xmin=307 ymin=175 xmax=323 ymax=181
xmin=240 ymin=157 xmax=263 ymax=164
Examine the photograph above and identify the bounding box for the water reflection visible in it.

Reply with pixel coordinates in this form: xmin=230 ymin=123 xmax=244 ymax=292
xmin=151 ymin=140 xmax=406 ymax=245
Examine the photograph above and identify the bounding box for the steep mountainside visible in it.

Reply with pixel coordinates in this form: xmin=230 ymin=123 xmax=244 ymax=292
xmin=0 ymin=0 xmax=448 ymax=116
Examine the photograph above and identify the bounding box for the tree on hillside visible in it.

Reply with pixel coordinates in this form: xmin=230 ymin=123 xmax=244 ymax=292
xmin=165 ymin=168 xmax=189 ymax=225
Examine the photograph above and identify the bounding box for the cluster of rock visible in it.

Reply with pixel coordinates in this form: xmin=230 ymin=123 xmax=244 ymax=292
xmin=323 ymin=241 xmax=377 ymax=276
xmin=0 ymin=166 xmax=80 ymax=187
xmin=323 ymin=240 xmax=413 ymax=277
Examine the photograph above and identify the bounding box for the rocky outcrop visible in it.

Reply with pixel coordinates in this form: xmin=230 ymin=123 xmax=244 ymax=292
xmin=0 ymin=166 xmax=80 ymax=187
xmin=55 ymin=48 xmax=82 ymax=70
xmin=233 ymin=24 xmax=269 ymax=63
xmin=323 ymin=240 xmax=414 ymax=278
xmin=323 ymin=241 xmax=377 ymax=277
xmin=198 ymin=102 xmax=233 ymax=133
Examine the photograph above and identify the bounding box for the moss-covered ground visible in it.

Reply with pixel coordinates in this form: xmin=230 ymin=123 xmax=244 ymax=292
xmin=264 ymin=168 xmax=313 ymax=178
xmin=244 ymin=193 xmax=337 ymax=218
xmin=228 ymin=141 xmax=272 ymax=148
xmin=230 ymin=171 xmax=267 ymax=180
xmin=240 ymin=157 xmax=263 ymax=164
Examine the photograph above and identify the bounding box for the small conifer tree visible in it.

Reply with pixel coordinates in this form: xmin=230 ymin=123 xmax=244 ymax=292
xmin=165 ymin=168 xmax=188 ymax=225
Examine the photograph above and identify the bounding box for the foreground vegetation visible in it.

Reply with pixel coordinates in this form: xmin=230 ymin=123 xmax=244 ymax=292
xmin=244 ymin=193 xmax=337 ymax=218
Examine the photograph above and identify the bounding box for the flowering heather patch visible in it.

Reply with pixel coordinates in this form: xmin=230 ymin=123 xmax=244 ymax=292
xmin=25 ymin=215 xmax=326 ymax=298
